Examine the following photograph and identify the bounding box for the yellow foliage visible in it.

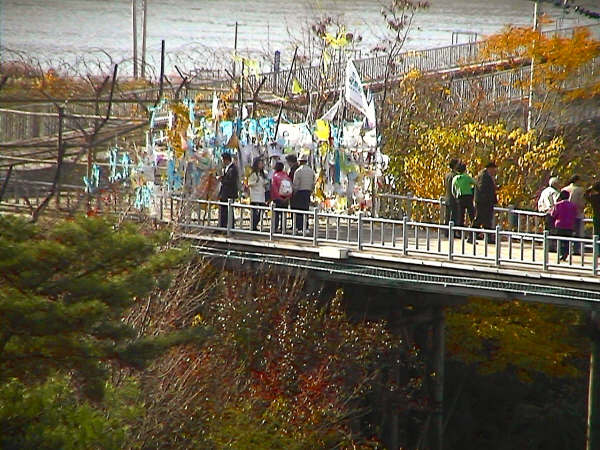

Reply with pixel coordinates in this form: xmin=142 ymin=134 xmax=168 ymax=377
xmin=447 ymin=298 xmax=586 ymax=379
xmin=482 ymin=26 xmax=600 ymax=99
xmin=387 ymin=122 xmax=564 ymax=208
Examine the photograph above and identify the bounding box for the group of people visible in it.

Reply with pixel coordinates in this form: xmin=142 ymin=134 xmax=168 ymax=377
xmin=537 ymin=175 xmax=600 ymax=260
xmin=444 ymin=159 xmax=498 ymax=238
xmin=444 ymin=156 xmax=600 ymax=260
xmin=217 ymin=151 xmax=316 ymax=232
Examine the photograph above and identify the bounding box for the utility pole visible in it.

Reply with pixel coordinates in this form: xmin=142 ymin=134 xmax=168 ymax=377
xmin=526 ymin=0 xmax=539 ymax=132
xmin=132 ymin=0 xmax=138 ymax=79
xmin=141 ymin=0 xmax=148 ymax=79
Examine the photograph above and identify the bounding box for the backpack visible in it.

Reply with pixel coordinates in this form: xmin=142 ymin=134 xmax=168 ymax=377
xmin=279 ymin=178 xmax=293 ymax=197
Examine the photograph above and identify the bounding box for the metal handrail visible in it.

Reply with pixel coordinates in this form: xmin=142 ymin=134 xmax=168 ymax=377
xmin=172 ymin=197 xmax=599 ymax=276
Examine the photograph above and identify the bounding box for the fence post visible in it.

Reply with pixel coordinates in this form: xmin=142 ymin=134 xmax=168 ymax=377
xmin=406 ymin=191 xmax=413 ymax=221
xmin=402 ymin=215 xmax=409 ymax=256
xmin=357 ymin=212 xmax=363 ymax=250
xmin=508 ymin=204 xmax=518 ymax=231
xmin=495 ymin=225 xmax=501 ymax=266
xmin=448 ymin=221 xmax=454 ymax=261
xmin=594 ymin=234 xmax=598 ymax=276
xmin=227 ymin=199 xmax=233 ymax=236
xmin=439 ymin=197 xmax=445 ymax=224
xmin=269 ymin=202 xmax=275 ymax=241
xmin=313 ymin=207 xmax=319 ymax=246
xmin=543 ymin=230 xmax=549 ymax=271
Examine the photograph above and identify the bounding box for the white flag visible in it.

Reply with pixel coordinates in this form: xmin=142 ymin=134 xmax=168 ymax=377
xmin=365 ymin=99 xmax=376 ymax=130
xmin=345 ymin=59 xmax=369 ymax=116
xmin=320 ymin=98 xmax=341 ymax=122
xmin=211 ymin=91 xmax=219 ymax=120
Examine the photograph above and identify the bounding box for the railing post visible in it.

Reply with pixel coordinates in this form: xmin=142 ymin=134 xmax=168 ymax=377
xmin=543 ymin=230 xmax=549 ymax=271
xmin=508 ymin=204 xmax=518 ymax=231
xmin=269 ymin=202 xmax=275 ymax=241
xmin=227 ymin=199 xmax=233 ymax=236
xmin=439 ymin=197 xmax=445 ymax=224
xmin=495 ymin=225 xmax=501 ymax=267
xmin=402 ymin=215 xmax=409 ymax=256
xmin=357 ymin=212 xmax=363 ymax=250
xmin=313 ymin=207 xmax=319 ymax=246
xmin=448 ymin=221 xmax=454 ymax=261
xmin=594 ymin=234 xmax=598 ymax=276
xmin=406 ymin=191 xmax=413 ymax=221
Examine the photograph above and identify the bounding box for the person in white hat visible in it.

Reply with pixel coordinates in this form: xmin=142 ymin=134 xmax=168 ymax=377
xmin=538 ymin=176 xmax=560 ymax=232
xmin=291 ymin=151 xmax=315 ymax=232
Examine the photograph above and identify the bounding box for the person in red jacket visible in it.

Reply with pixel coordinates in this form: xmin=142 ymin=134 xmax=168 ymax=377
xmin=551 ymin=190 xmax=578 ymax=261
xmin=270 ymin=162 xmax=292 ymax=232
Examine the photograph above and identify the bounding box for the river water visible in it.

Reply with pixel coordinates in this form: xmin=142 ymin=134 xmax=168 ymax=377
xmin=1 ymin=0 xmax=598 ymax=74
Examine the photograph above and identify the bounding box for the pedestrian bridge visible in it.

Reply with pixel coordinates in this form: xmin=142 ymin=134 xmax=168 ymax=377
xmin=171 ymin=196 xmax=600 ymax=309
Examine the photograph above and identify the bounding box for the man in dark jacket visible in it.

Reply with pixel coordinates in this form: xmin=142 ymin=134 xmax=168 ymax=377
xmin=285 ymin=154 xmax=299 ymax=181
xmin=218 ymin=152 xmax=239 ymax=228
xmin=444 ymin=158 xmax=459 ymax=226
xmin=474 ymin=161 xmax=498 ymax=231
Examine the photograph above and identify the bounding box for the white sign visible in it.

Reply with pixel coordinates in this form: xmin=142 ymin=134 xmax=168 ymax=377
xmin=345 ymin=59 xmax=369 ymax=117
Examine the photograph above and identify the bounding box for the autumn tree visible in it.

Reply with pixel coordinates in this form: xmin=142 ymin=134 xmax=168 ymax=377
xmin=481 ymin=24 xmax=600 ymax=132
xmin=0 ymin=215 xmax=207 ymax=447
xmin=130 ymin=260 xmax=428 ymax=449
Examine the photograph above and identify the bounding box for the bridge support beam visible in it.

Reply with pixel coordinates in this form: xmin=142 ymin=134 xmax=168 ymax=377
xmin=431 ymin=307 xmax=445 ymax=450
xmin=587 ymin=311 xmax=600 ymax=450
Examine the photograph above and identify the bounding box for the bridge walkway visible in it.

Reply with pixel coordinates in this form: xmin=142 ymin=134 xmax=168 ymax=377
xmin=172 ymin=198 xmax=600 ymax=307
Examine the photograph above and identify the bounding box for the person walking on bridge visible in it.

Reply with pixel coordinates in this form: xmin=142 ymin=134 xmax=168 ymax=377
xmin=538 ymin=176 xmax=560 ymax=232
xmin=292 ymin=152 xmax=315 ymax=232
xmin=444 ymin=158 xmax=459 ymax=228
xmin=474 ymin=161 xmax=498 ymax=232
xmin=551 ymin=190 xmax=578 ymax=261
xmin=270 ymin=162 xmax=292 ymax=233
xmin=248 ymin=157 xmax=268 ymax=231
xmin=451 ymin=162 xmax=476 ymax=228
xmin=218 ymin=152 xmax=239 ymax=229
xmin=586 ymin=181 xmax=600 ymax=238
xmin=563 ymin=175 xmax=585 ymax=255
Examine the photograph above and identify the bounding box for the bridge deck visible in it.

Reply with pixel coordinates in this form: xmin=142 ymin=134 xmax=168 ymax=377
xmin=174 ymin=199 xmax=600 ymax=306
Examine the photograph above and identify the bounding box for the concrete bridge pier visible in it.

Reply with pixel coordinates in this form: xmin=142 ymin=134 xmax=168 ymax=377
xmin=431 ymin=307 xmax=445 ymax=450
xmin=587 ymin=311 xmax=600 ymax=450
xmin=335 ymin=285 xmax=462 ymax=450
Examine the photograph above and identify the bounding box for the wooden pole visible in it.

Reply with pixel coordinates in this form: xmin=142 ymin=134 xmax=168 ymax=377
xmin=141 ymin=0 xmax=148 ymax=79
xmin=158 ymin=40 xmax=165 ymax=101
xmin=0 ymin=165 xmax=14 ymax=204
xmin=233 ymin=21 xmax=238 ymax=79
xmin=106 ymin=64 xmax=119 ymax=121
xmin=132 ymin=0 xmax=138 ymax=79
xmin=274 ymin=47 xmax=298 ymax=139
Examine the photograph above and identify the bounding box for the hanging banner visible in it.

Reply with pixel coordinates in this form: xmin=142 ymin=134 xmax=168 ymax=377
xmin=320 ymin=98 xmax=341 ymax=122
xmin=345 ymin=59 xmax=369 ymax=116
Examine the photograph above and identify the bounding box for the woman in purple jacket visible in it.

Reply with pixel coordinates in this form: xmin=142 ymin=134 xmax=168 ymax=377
xmin=551 ymin=190 xmax=578 ymax=261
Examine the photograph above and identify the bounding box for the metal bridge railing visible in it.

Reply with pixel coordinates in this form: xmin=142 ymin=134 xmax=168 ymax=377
xmin=377 ymin=193 xmax=594 ymax=235
xmin=172 ymin=197 xmax=599 ymax=276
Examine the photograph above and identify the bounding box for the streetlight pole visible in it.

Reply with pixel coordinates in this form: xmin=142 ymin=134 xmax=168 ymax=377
xmin=526 ymin=0 xmax=539 ymax=132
